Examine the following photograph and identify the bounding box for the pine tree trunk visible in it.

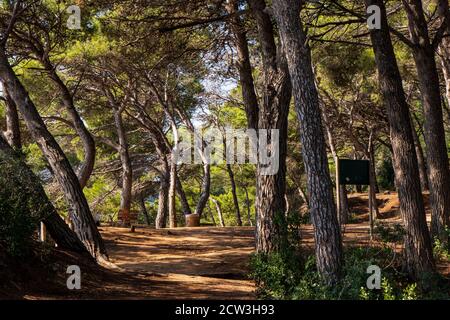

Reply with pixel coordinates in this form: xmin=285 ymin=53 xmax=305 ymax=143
xmin=207 ymin=202 xmax=216 ymax=226
xmin=437 ymin=0 xmax=450 ymax=109
xmin=168 ymin=154 xmax=177 ymax=228
xmin=404 ymin=0 xmax=450 ymax=242
xmin=244 ymin=187 xmax=253 ymax=226
xmin=227 ymin=164 xmax=242 ymax=226
xmin=411 ymin=118 xmax=429 ymax=191
xmin=138 ymin=196 xmax=151 ymax=226
xmin=211 ymin=198 xmax=225 ymax=227
xmin=114 ymin=109 xmax=133 ymax=226
xmin=0 ymin=49 xmax=108 ymax=262
xmin=225 ymin=0 xmax=259 ymax=130
xmin=339 ymin=185 xmax=349 ymax=225
xmin=273 ymin=0 xmax=342 ymax=284
xmin=155 ymin=169 xmax=169 ymax=229
xmin=176 ymin=175 xmax=192 ymax=215
xmin=369 ymin=154 xmax=380 ymax=194
xmin=2 ymin=85 xmax=21 ymax=150
xmin=365 ymin=0 xmax=435 ymax=278
xmin=194 ymin=163 xmax=211 ymax=218
xmin=43 ymin=58 xmax=95 ymax=189
xmin=248 ymin=0 xmax=291 ymax=254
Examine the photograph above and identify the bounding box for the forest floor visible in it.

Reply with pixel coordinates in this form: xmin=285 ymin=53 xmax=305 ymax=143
xmin=1 ymin=192 xmax=449 ymax=300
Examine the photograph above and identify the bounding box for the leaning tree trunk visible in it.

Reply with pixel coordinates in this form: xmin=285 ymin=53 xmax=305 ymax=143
xmin=176 ymin=175 xmax=192 ymax=215
xmin=194 ymin=163 xmax=211 ymax=218
xmin=411 ymin=117 xmax=429 ymax=191
xmin=0 ymin=49 xmax=108 ymax=262
xmin=404 ymin=0 xmax=450 ymax=243
xmin=225 ymin=0 xmax=259 ymax=130
xmin=248 ymin=0 xmax=291 ymax=254
xmin=227 ymin=164 xmax=242 ymax=226
xmin=0 ymin=134 xmax=87 ymax=254
xmin=2 ymin=85 xmax=21 ymax=150
xmin=138 ymin=195 xmax=151 ymax=226
xmin=211 ymin=198 xmax=225 ymax=227
xmin=365 ymin=0 xmax=435 ymax=279
xmin=273 ymin=0 xmax=342 ymax=284
xmin=155 ymin=169 xmax=169 ymax=229
xmin=42 ymin=58 xmax=95 ymax=189
xmin=436 ymin=0 xmax=450 ymax=109
xmin=244 ymin=186 xmax=253 ymax=226
xmin=114 ymin=108 xmax=133 ymax=226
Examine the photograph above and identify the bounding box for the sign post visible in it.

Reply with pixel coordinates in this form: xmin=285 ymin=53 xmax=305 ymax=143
xmin=335 ymin=156 xmax=340 ymax=226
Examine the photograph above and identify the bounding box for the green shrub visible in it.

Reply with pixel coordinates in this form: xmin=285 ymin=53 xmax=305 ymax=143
xmin=374 ymin=222 xmax=405 ymax=243
xmin=250 ymin=244 xmax=450 ymax=300
xmin=0 ymin=153 xmax=48 ymax=256
xmin=433 ymin=230 xmax=450 ymax=261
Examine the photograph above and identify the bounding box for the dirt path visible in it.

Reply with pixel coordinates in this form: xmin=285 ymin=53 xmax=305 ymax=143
xmin=99 ymin=226 xmax=256 ymax=299
xmin=12 ymin=192 xmax=447 ymax=300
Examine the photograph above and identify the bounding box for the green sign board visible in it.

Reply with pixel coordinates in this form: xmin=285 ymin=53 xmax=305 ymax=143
xmin=338 ymin=159 xmax=370 ymax=185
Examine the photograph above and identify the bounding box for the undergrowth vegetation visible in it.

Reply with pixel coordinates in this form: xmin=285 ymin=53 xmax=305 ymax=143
xmin=250 ymin=219 xmax=450 ymax=300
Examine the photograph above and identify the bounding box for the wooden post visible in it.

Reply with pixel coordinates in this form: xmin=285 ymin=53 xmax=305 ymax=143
xmin=367 ymin=130 xmax=375 ymax=240
xmin=368 ymin=162 xmax=375 ymax=241
xmin=39 ymin=222 xmax=47 ymax=242
xmin=335 ymin=156 xmax=341 ymax=225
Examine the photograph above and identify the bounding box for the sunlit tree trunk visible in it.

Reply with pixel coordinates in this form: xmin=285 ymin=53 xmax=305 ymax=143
xmin=1 ymin=85 xmax=21 ymax=150
xmin=211 ymin=198 xmax=225 ymax=227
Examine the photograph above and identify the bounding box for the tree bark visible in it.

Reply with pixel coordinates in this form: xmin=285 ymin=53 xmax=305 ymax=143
xmin=365 ymin=0 xmax=435 ymax=278
xmin=272 ymin=0 xmax=342 ymax=284
xmin=244 ymin=186 xmax=253 ymax=226
xmin=207 ymin=202 xmax=216 ymax=226
xmin=168 ymin=153 xmax=177 ymax=228
xmin=194 ymin=163 xmax=211 ymax=218
xmin=176 ymin=174 xmax=192 ymax=215
xmin=155 ymin=169 xmax=169 ymax=229
xmin=248 ymin=0 xmax=292 ymax=254
xmin=227 ymin=164 xmax=242 ymax=226
xmin=339 ymin=185 xmax=349 ymax=225
xmin=113 ymin=108 xmax=133 ymax=226
xmin=0 ymin=49 xmax=108 ymax=262
xmin=403 ymin=0 xmax=450 ymax=242
xmin=436 ymin=0 xmax=450 ymax=109
xmin=138 ymin=195 xmax=151 ymax=226
xmin=42 ymin=58 xmax=95 ymax=189
xmin=411 ymin=117 xmax=429 ymax=191
xmin=1 ymin=85 xmax=21 ymax=150
xmin=225 ymin=0 xmax=259 ymax=130
xmin=0 ymin=134 xmax=87 ymax=254
xmin=211 ymin=198 xmax=225 ymax=227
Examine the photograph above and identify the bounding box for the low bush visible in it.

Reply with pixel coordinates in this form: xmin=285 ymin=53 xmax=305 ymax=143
xmin=250 ymin=219 xmax=450 ymax=300
xmin=0 ymin=153 xmax=48 ymax=256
